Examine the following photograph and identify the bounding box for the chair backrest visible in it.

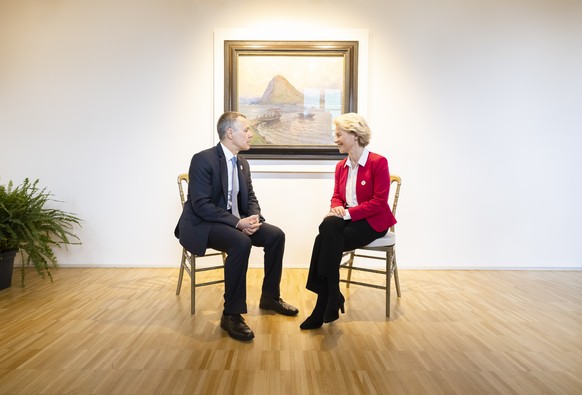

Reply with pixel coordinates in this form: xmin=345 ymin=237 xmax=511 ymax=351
xmin=177 ymin=173 xmax=189 ymax=208
xmin=178 ymin=172 xmax=400 ymax=231
xmin=389 ymin=175 xmax=401 ymax=232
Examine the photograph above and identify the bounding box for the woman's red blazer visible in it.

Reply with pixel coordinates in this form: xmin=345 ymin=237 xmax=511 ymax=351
xmin=331 ymin=152 xmax=397 ymax=232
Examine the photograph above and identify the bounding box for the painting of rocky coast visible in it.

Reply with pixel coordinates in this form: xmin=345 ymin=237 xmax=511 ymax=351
xmin=238 ymin=75 xmax=343 ymax=146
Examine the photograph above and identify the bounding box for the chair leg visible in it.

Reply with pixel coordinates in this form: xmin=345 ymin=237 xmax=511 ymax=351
xmin=176 ymin=250 xmax=186 ymax=295
xmin=393 ymin=253 xmax=401 ymax=298
xmin=191 ymin=255 xmax=196 ymax=315
xmin=346 ymin=251 xmax=355 ymax=288
xmin=386 ymin=248 xmax=393 ymax=318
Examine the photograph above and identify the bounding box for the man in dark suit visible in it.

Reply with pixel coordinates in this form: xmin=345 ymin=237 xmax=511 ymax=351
xmin=175 ymin=111 xmax=298 ymax=341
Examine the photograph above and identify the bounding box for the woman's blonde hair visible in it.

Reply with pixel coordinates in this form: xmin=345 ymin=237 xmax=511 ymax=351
xmin=333 ymin=113 xmax=371 ymax=147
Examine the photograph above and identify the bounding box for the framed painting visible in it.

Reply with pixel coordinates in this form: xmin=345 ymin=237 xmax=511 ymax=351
xmin=224 ymin=40 xmax=358 ymax=159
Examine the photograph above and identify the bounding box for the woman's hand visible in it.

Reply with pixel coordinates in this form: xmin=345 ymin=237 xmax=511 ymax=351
xmin=326 ymin=206 xmax=346 ymax=218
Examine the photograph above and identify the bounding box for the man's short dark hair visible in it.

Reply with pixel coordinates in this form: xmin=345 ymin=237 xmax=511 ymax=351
xmin=217 ymin=112 xmax=246 ymax=140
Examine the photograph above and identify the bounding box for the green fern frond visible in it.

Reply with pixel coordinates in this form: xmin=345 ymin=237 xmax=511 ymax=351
xmin=0 ymin=178 xmax=82 ymax=286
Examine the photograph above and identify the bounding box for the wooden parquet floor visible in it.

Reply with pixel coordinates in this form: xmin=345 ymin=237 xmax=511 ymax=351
xmin=0 ymin=267 xmax=581 ymax=394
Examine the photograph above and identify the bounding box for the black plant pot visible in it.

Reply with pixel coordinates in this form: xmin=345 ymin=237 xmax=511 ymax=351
xmin=0 ymin=250 xmax=18 ymax=290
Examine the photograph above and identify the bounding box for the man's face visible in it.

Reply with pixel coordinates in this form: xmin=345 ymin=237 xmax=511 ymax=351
xmin=229 ymin=117 xmax=252 ymax=152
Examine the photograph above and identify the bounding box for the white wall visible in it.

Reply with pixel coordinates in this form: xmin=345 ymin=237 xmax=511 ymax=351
xmin=1 ymin=0 xmax=581 ymax=269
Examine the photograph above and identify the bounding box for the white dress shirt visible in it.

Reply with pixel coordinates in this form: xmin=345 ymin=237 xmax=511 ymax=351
xmin=220 ymin=142 xmax=237 ymax=211
xmin=343 ymin=148 xmax=369 ymax=220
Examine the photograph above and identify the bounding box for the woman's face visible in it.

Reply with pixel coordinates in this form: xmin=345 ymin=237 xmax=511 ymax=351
xmin=334 ymin=126 xmax=358 ymax=154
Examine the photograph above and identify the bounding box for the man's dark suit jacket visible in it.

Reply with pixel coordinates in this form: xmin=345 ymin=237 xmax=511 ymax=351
xmin=175 ymin=143 xmax=264 ymax=257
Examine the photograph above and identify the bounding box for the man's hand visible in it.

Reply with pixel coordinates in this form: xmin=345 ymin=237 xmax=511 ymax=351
xmin=236 ymin=214 xmax=261 ymax=235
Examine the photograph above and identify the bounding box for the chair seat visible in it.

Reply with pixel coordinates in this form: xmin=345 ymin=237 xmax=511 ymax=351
xmin=364 ymin=231 xmax=395 ymax=248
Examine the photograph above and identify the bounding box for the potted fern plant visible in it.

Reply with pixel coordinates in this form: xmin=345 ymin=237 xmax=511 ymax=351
xmin=0 ymin=178 xmax=81 ymax=289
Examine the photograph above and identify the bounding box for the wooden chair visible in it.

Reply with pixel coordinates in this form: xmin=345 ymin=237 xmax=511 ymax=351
xmin=340 ymin=175 xmax=402 ymax=317
xmin=176 ymin=173 xmax=226 ymax=314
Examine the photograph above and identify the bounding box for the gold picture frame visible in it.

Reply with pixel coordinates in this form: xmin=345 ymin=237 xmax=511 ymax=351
xmin=224 ymin=40 xmax=358 ymax=159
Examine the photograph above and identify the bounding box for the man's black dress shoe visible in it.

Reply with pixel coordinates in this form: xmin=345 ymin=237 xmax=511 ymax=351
xmin=220 ymin=314 xmax=254 ymax=341
xmin=259 ymin=296 xmax=299 ymax=316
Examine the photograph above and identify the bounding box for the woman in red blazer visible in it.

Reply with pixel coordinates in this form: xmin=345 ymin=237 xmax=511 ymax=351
xmin=301 ymin=113 xmax=397 ymax=330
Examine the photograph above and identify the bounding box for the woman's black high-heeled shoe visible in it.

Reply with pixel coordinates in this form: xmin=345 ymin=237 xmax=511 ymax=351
xmin=300 ymin=292 xmax=328 ymax=330
xmin=300 ymin=314 xmax=324 ymax=330
xmin=323 ymin=292 xmax=345 ymax=323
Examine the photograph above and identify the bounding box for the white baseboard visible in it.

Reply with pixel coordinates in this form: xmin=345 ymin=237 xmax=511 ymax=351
xmin=57 ymin=263 xmax=582 ymax=270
